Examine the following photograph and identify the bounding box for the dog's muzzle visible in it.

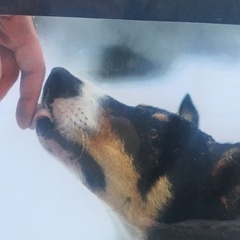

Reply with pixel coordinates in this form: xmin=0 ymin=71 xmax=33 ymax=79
xmin=31 ymin=68 xmax=84 ymax=129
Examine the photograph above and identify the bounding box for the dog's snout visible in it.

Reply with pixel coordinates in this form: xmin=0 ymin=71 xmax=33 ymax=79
xmin=43 ymin=67 xmax=83 ymax=101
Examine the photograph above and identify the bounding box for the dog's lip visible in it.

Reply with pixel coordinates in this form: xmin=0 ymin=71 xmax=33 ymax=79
xmin=30 ymin=104 xmax=52 ymax=130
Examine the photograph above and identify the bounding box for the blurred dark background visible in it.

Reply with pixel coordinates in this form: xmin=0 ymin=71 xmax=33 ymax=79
xmin=1 ymin=0 xmax=240 ymax=24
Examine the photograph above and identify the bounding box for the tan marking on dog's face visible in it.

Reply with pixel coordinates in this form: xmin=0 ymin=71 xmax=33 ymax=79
xmin=152 ymin=113 xmax=169 ymax=122
xmin=74 ymin=116 xmax=172 ymax=229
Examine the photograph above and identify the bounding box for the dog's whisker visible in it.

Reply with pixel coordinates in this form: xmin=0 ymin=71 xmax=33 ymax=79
xmin=72 ymin=128 xmax=89 ymax=161
xmin=107 ymin=197 xmax=131 ymax=213
xmin=84 ymin=131 xmax=90 ymax=151
xmin=78 ymin=129 xmax=87 ymax=159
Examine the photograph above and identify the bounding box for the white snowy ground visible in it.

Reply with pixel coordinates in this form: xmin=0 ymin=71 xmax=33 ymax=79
xmin=1 ymin=17 xmax=240 ymax=240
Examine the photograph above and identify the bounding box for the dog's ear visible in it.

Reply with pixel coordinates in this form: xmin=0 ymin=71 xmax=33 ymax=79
xmin=211 ymin=147 xmax=240 ymax=218
xmin=178 ymin=94 xmax=199 ymax=127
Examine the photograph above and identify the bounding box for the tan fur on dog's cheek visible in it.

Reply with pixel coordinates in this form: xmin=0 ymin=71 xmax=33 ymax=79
xmin=75 ymin=119 xmax=173 ymax=230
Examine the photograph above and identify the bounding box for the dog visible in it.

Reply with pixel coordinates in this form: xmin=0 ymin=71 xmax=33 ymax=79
xmin=35 ymin=67 xmax=240 ymax=239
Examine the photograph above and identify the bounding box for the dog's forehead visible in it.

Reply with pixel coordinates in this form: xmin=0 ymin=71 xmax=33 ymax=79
xmin=136 ymin=104 xmax=169 ymax=115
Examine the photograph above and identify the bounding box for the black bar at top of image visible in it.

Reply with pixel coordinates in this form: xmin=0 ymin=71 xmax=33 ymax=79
xmin=1 ymin=0 xmax=240 ymax=24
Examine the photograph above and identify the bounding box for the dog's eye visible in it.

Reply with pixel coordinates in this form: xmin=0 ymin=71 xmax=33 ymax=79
xmin=148 ymin=128 xmax=158 ymax=139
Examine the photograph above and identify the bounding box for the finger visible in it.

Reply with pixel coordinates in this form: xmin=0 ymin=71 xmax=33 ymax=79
xmin=0 ymin=16 xmax=45 ymax=129
xmin=15 ymin=40 xmax=45 ymax=129
xmin=0 ymin=46 xmax=19 ymax=101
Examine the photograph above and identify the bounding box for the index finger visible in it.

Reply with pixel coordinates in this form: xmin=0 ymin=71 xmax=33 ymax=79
xmin=0 ymin=16 xmax=45 ymax=129
xmin=15 ymin=39 xmax=45 ymax=129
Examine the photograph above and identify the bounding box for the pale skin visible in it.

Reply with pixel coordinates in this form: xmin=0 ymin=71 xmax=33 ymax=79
xmin=0 ymin=15 xmax=45 ymax=129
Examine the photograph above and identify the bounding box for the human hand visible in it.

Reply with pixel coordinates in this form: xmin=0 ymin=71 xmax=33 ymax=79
xmin=0 ymin=15 xmax=45 ymax=129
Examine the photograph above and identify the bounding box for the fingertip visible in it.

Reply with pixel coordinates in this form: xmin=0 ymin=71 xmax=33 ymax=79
xmin=16 ymin=98 xmax=35 ymax=129
xmin=16 ymin=112 xmax=29 ymax=129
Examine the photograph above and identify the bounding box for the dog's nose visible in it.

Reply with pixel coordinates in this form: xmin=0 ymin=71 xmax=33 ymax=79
xmin=43 ymin=67 xmax=83 ymax=101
